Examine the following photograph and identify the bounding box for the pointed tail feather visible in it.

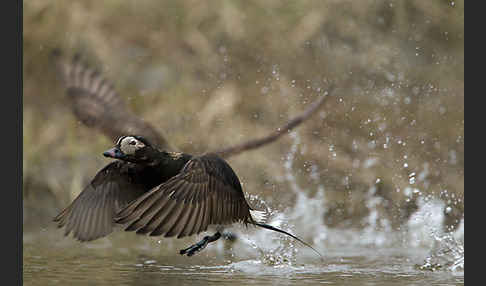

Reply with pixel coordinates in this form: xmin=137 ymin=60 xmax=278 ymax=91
xmin=253 ymin=222 xmax=324 ymax=261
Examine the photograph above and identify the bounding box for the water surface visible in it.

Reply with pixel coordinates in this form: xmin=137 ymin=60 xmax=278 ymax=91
xmin=24 ymin=220 xmax=464 ymax=286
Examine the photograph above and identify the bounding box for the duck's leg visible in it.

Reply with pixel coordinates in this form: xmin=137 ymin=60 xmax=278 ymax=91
xmin=180 ymin=232 xmax=222 ymax=256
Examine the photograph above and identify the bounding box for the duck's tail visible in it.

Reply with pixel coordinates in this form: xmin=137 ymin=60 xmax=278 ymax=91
xmin=252 ymin=222 xmax=324 ymax=261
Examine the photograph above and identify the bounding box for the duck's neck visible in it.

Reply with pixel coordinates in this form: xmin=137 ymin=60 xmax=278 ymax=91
xmin=149 ymin=150 xmax=193 ymax=179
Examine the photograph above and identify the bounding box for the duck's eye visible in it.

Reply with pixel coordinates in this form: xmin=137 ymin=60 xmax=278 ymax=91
xmin=129 ymin=140 xmax=137 ymax=145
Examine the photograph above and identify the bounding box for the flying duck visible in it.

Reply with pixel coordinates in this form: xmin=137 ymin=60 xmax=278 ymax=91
xmin=54 ymin=135 xmax=323 ymax=258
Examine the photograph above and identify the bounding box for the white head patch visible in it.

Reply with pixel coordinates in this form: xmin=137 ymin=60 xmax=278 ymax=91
xmin=119 ymin=136 xmax=145 ymax=155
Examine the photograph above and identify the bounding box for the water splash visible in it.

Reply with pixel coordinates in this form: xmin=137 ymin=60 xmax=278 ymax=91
xmin=226 ymin=131 xmax=463 ymax=273
xmin=409 ymin=198 xmax=464 ymax=272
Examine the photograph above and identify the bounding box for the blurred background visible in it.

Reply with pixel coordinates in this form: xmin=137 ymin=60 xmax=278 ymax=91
xmin=23 ymin=0 xmax=463 ymax=283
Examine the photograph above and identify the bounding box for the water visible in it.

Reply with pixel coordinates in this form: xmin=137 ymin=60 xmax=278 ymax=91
xmin=23 ymin=182 xmax=464 ymax=285
xmin=23 ymin=234 xmax=463 ymax=285
xmin=23 ymin=132 xmax=464 ymax=285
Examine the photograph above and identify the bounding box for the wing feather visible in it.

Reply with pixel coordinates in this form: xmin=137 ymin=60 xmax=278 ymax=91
xmin=53 ymin=161 xmax=152 ymax=241
xmin=179 ymin=201 xmax=199 ymax=238
xmin=52 ymin=52 xmax=171 ymax=150
xmin=115 ymin=154 xmax=252 ymax=238
xmin=152 ymin=202 xmax=185 ymax=237
xmin=135 ymin=199 xmax=177 ymax=235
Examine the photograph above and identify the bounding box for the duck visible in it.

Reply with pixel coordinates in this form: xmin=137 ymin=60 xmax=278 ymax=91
xmin=54 ymin=135 xmax=323 ymax=258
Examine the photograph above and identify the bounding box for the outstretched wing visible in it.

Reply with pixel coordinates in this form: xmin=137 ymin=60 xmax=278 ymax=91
xmin=53 ymin=161 xmax=152 ymax=242
xmin=52 ymin=51 xmax=171 ymax=150
xmin=115 ymin=153 xmax=252 ymax=238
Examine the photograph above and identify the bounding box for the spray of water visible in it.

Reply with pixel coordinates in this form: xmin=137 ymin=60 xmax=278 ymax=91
xmin=408 ymin=197 xmax=464 ymax=272
xmin=220 ymin=131 xmax=463 ymax=273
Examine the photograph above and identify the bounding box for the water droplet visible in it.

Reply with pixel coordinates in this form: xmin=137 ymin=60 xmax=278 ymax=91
xmin=409 ymin=177 xmax=416 ymax=184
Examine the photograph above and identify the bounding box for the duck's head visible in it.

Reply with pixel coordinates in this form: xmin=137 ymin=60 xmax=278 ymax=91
xmin=103 ymin=135 xmax=157 ymax=163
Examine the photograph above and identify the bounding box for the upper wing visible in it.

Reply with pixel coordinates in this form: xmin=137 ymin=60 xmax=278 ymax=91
xmin=115 ymin=154 xmax=252 ymax=238
xmin=52 ymin=51 xmax=171 ymax=150
xmin=53 ymin=161 xmax=151 ymax=242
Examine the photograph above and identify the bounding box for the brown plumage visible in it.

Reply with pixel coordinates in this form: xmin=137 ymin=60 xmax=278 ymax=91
xmin=51 ymin=52 xmax=326 ymax=258
xmin=53 ymin=161 xmax=151 ymax=241
xmin=54 ymin=136 xmax=322 ymax=259
xmin=51 ymin=51 xmax=171 ymax=150
xmin=115 ymin=153 xmax=254 ymax=238
xmin=54 ymin=135 xmax=255 ymax=242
